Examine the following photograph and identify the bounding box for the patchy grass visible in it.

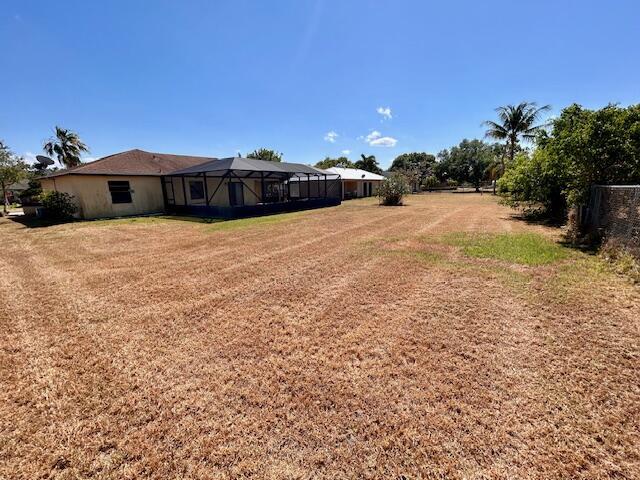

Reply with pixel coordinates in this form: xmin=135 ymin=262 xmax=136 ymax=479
xmin=600 ymin=245 xmax=640 ymax=283
xmin=442 ymin=232 xmax=570 ymax=266
xmin=206 ymin=210 xmax=311 ymax=231
xmin=1 ymin=193 xmax=638 ymax=479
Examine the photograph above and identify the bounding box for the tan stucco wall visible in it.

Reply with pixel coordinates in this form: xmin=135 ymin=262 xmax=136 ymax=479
xmin=41 ymin=175 xmax=165 ymax=219
xmin=342 ymin=179 xmax=382 ymax=198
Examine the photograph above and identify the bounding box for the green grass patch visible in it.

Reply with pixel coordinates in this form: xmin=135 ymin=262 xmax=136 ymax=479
xmin=442 ymin=232 xmax=569 ymax=266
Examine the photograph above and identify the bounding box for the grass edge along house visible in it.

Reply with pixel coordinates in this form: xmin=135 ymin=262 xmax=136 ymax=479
xmin=40 ymin=149 xmax=342 ymax=219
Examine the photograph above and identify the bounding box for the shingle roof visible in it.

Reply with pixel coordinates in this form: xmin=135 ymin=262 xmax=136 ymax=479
xmin=44 ymin=149 xmax=216 ymax=177
xmin=170 ymin=157 xmax=325 ymax=176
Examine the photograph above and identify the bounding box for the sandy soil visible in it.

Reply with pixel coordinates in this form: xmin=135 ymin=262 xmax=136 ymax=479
xmin=1 ymin=193 xmax=638 ymax=479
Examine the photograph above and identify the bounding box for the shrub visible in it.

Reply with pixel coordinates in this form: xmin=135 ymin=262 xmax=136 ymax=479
xmin=446 ymin=179 xmax=458 ymax=187
xmin=422 ymin=175 xmax=438 ymax=191
xmin=378 ymin=173 xmax=410 ymax=206
xmin=40 ymin=191 xmax=78 ymax=220
xmin=497 ymin=150 xmax=568 ymax=219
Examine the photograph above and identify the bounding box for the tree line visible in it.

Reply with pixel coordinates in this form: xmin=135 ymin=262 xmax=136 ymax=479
xmin=498 ymin=103 xmax=640 ymax=219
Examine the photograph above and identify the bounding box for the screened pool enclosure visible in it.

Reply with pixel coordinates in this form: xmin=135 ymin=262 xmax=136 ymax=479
xmin=162 ymin=157 xmax=342 ymax=218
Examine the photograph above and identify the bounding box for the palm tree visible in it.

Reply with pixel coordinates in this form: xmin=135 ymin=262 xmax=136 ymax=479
xmin=354 ymin=154 xmax=382 ymax=174
xmin=43 ymin=126 xmax=89 ymax=169
xmin=483 ymin=102 xmax=550 ymax=166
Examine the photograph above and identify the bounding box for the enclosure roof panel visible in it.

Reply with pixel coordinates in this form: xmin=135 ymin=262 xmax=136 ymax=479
xmin=170 ymin=157 xmax=325 ymax=175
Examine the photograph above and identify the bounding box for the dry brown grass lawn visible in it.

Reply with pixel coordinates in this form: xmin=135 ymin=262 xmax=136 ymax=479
xmin=1 ymin=193 xmax=638 ymax=479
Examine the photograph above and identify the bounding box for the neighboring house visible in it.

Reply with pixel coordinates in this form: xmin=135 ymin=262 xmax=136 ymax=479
xmin=324 ymin=167 xmax=385 ymax=200
xmin=5 ymin=180 xmax=29 ymax=204
xmin=40 ymin=149 xmax=341 ymax=219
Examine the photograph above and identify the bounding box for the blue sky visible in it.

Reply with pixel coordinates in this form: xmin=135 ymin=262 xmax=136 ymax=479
xmin=2 ymin=0 xmax=639 ymax=169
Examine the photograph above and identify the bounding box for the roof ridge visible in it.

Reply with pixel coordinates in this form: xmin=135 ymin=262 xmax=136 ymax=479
xmin=52 ymin=149 xmax=140 ymax=174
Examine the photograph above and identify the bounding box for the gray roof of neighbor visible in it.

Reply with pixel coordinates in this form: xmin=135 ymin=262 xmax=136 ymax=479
xmin=44 ymin=149 xmax=217 ymax=178
xmin=170 ymin=157 xmax=326 ymax=176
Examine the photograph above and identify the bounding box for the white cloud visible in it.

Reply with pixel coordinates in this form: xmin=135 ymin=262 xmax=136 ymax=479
xmin=324 ymin=131 xmax=339 ymax=143
xmin=376 ymin=106 xmax=392 ymax=120
xmin=365 ymin=130 xmax=382 ymax=143
xmin=369 ymin=136 xmax=397 ymax=147
xmin=23 ymin=151 xmax=37 ymax=164
xmin=341 ymin=149 xmax=351 ymax=155
xmin=363 ymin=130 xmax=397 ymax=147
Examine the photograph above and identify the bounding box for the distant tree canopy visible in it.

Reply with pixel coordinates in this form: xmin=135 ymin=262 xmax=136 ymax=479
xmin=314 ymin=156 xmax=355 ymax=169
xmin=354 ymin=154 xmax=382 ymax=174
xmin=499 ymin=103 xmax=640 ymax=217
xmin=389 ymin=152 xmax=436 ymax=185
xmin=0 ymin=141 xmax=28 ymax=214
xmin=437 ymin=139 xmax=495 ymax=191
xmin=247 ymin=148 xmax=283 ymax=162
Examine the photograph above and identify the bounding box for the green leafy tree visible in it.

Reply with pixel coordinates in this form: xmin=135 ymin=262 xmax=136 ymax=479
xmin=378 ymin=172 xmax=410 ymax=206
xmin=43 ymin=126 xmax=89 ymax=169
xmin=497 ymin=150 xmax=568 ymax=218
xmin=422 ymin=175 xmax=439 ymax=191
xmin=354 ymin=154 xmax=382 ymax=174
xmin=247 ymin=148 xmax=283 ymax=162
xmin=390 ymin=152 xmax=436 ymax=185
xmin=542 ymin=103 xmax=640 ymax=205
xmin=0 ymin=142 xmax=28 ymax=214
xmin=439 ymin=139 xmax=493 ymax=191
xmin=314 ymin=156 xmax=355 ymax=169
xmin=484 ymin=102 xmax=550 ymax=165
xmin=433 ymin=151 xmax=451 ymax=182
xmin=498 ymin=103 xmax=640 ymax=219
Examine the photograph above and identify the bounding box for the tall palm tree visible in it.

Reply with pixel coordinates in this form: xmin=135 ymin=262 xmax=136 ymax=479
xmin=43 ymin=126 xmax=89 ymax=169
xmin=483 ymin=102 xmax=550 ymax=166
xmin=355 ymin=154 xmax=382 ymax=174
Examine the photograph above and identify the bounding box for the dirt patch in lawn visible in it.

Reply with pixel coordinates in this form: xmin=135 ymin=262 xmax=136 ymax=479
xmin=1 ymin=194 xmax=638 ymax=479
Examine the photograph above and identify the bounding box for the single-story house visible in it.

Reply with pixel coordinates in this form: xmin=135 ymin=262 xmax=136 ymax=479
xmin=323 ymin=167 xmax=385 ymax=200
xmin=40 ymin=149 xmax=341 ymax=219
xmin=4 ymin=180 xmax=29 ymax=204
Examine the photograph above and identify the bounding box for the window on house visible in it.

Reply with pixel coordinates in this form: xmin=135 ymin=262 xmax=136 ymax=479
xmin=108 ymin=181 xmax=132 ymax=204
xmin=189 ymin=180 xmax=205 ymax=200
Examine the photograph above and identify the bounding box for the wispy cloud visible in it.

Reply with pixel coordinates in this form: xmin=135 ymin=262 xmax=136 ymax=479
xmin=324 ymin=131 xmax=339 ymax=143
xmin=363 ymin=130 xmax=397 ymax=147
xmin=376 ymin=106 xmax=392 ymax=121
xmin=22 ymin=151 xmax=37 ymax=164
xmin=341 ymin=149 xmax=351 ymax=155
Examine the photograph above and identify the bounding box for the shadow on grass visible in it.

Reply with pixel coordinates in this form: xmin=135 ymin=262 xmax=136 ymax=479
xmin=507 ymin=210 xmax=602 ymax=255
xmin=509 ymin=210 xmax=566 ymax=228
xmin=3 ymin=213 xmax=224 ymax=229
xmin=3 ymin=215 xmax=72 ymax=229
xmin=449 ymin=190 xmax=494 ymax=195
